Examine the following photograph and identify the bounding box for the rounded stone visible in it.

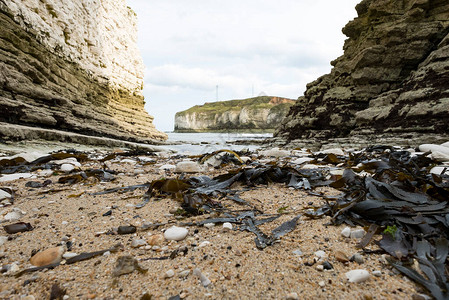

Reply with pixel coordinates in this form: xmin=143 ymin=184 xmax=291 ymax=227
xmin=345 ymin=269 xmax=370 ymax=283
xmin=164 ymin=226 xmax=188 ymax=241
xmin=30 ymin=246 xmax=65 ymax=267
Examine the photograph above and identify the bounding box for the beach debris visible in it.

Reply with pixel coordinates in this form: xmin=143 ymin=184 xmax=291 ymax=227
xmin=49 ymin=283 xmax=66 ymax=300
xmin=334 ymin=251 xmax=349 ymax=263
xmin=4 ymin=222 xmax=33 ymax=234
xmin=193 ymin=268 xmax=211 ymax=287
xmin=112 ymin=255 xmax=147 ymax=277
xmin=199 ymin=149 xmax=244 ymax=167
xmin=175 ymin=161 xmax=203 ymax=173
xmin=222 ymin=222 xmax=233 ymax=230
xmin=131 ymin=239 xmax=147 ymax=248
xmin=3 ymin=207 xmax=26 ymax=222
xmin=30 ymin=246 xmax=65 ymax=267
xmin=164 ymin=226 xmax=188 ymax=241
xmin=345 ymin=269 xmax=370 ymax=283
xmin=117 ymin=225 xmax=137 ymax=235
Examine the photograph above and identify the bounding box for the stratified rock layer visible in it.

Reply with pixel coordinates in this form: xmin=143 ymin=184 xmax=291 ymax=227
xmin=175 ymin=96 xmax=295 ymax=132
xmin=276 ymin=0 xmax=449 ymax=141
xmin=0 ymin=0 xmax=166 ymax=143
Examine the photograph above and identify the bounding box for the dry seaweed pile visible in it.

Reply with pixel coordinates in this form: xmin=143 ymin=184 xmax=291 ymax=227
xmin=305 ymin=146 xmax=449 ymax=299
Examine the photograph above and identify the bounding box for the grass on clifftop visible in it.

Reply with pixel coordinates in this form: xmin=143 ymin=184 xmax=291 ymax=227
xmin=176 ymin=96 xmax=295 ymax=116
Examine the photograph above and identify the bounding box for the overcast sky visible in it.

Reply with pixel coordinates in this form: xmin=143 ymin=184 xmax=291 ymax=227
xmin=127 ymin=0 xmax=360 ymax=131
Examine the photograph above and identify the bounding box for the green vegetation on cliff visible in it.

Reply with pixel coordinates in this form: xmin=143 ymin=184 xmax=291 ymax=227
xmin=175 ymin=96 xmax=296 ymax=132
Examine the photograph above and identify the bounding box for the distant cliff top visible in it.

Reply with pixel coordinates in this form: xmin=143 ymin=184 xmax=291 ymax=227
xmin=177 ymin=96 xmax=295 ymax=116
xmin=175 ymin=96 xmax=296 ymax=132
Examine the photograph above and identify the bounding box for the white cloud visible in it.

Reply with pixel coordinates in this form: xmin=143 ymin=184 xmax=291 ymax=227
xmin=127 ymin=0 xmax=360 ymax=131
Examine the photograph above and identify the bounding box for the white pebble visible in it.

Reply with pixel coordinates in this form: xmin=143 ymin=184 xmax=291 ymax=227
xmin=164 ymin=226 xmax=188 ymax=241
xmin=178 ymin=270 xmax=190 ymax=278
xmin=285 ymin=292 xmax=299 ymax=300
xmin=164 ymin=269 xmax=175 ymax=278
xmin=199 ymin=241 xmax=211 ymax=248
xmin=61 ymin=221 xmax=68 ymax=225
xmin=372 ymin=270 xmax=382 ymax=277
xmin=0 ymin=189 xmax=11 ymax=201
xmin=60 ymin=164 xmax=75 ymax=172
xmin=193 ymin=268 xmax=211 ymax=287
xmin=292 ymin=249 xmax=303 ymax=256
xmin=345 ymin=269 xmax=370 ymax=283
xmin=131 ymin=239 xmax=147 ymax=248
xmin=204 ymin=223 xmax=215 ymax=229
xmin=350 ymin=229 xmax=366 ymax=239
xmin=314 ymin=250 xmax=327 ymax=260
xmin=175 ymin=161 xmax=203 ymax=173
xmin=341 ymin=227 xmax=351 ymax=238
xmin=316 ymin=265 xmax=324 ymax=271
xmin=0 ymin=236 xmax=8 ymax=247
xmin=222 ymin=222 xmax=233 ymax=230
xmin=62 ymin=252 xmax=78 ymax=259
xmin=103 ymin=251 xmax=111 ymax=256
xmin=318 ymin=281 xmax=325 ymax=287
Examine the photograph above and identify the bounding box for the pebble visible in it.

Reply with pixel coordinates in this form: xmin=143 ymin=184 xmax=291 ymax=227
xmin=314 ymin=250 xmax=327 ymax=260
xmin=341 ymin=227 xmax=351 ymax=238
xmin=131 ymin=239 xmax=147 ymax=248
xmin=4 ymin=208 xmax=25 ymax=221
xmin=112 ymin=256 xmax=147 ymax=277
xmin=178 ymin=270 xmax=190 ymax=278
xmin=291 ymin=157 xmax=314 ymax=165
xmin=318 ymin=281 xmax=325 ymax=287
xmin=316 ymin=265 xmax=324 ymax=271
xmin=319 ymin=148 xmax=345 ymax=156
xmin=345 ymin=269 xmax=370 ymax=283
xmin=292 ymin=249 xmax=303 ymax=256
xmin=62 ymin=252 xmax=78 ymax=259
xmin=430 ymin=166 xmax=449 ymax=175
xmin=164 ymin=269 xmax=175 ymax=278
xmin=117 ymin=225 xmax=137 ymax=235
xmin=350 ymin=229 xmax=365 ymax=239
xmin=159 ymin=164 xmax=176 ymax=171
xmin=60 ymin=164 xmax=75 ymax=172
xmin=164 ymin=226 xmax=188 ymax=241
xmin=175 ymin=161 xmax=202 ymax=173
xmin=147 ymin=234 xmax=165 ymax=246
xmin=372 ymin=270 xmax=382 ymax=277
xmin=0 ymin=173 xmax=34 ymax=182
xmin=203 ymin=223 xmax=215 ymax=229
xmin=322 ymin=261 xmax=333 ymax=270
xmin=222 ymin=222 xmax=233 ymax=230
xmin=193 ymin=268 xmax=211 ymax=287
xmin=121 ymin=159 xmax=136 ymax=164
xmin=334 ymin=251 xmax=349 ymax=263
xmin=350 ymin=253 xmax=364 ymax=265
xmin=0 ymin=236 xmax=7 ymax=247
xmin=259 ymin=148 xmax=290 ymax=157
xmin=30 ymin=246 xmax=65 ymax=267
xmin=285 ymin=292 xmax=299 ymax=300
xmin=38 ymin=169 xmax=53 ymax=177
xmin=199 ymin=241 xmax=210 ymax=248
xmin=419 ymin=144 xmax=449 ymax=155
xmin=0 ymin=189 xmax=11 ymax=201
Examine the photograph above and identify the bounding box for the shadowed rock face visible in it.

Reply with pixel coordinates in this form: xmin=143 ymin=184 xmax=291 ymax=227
xmin=0 ymin=0 xmax=167 ymax=143
xmin=276 ymin=0 xmax=449 ymax=141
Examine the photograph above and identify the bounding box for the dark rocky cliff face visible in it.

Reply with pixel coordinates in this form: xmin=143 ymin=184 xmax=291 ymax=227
xmin=276 ymin=0 xmax=449 ymax=141
xmin=0 ymin=1 xmax=166 ymax=143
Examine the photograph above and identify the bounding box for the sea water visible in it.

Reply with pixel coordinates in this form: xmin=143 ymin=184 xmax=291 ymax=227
xmin=161 ymin=132 xmax=272 ymax=155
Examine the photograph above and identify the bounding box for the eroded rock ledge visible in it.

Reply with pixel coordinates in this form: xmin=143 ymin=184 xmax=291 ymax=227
xmin=276 ymin=0 xmax=449 ymax=141
xmin=0 ymin=0 xmax=166 ymax=144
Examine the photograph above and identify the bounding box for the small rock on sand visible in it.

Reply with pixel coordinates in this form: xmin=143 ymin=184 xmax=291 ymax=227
xmin=164 ymin=226 xmax=188 ymax=241
xmin=30 ymin=246 xmax=65 ymax=267
xmin=345 ymin=269 xmax=370 ymax=283
xmin=175 ymin=161 xmax=202 ymax=173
